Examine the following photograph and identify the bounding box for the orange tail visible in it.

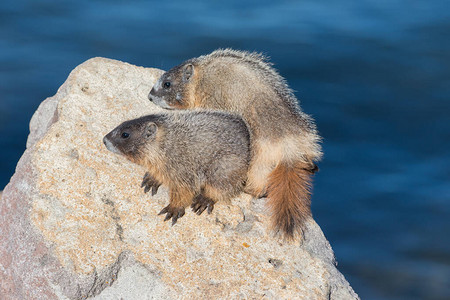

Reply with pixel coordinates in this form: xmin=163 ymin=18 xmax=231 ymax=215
xmin=266 ymin=161 xmax=317 ymax=239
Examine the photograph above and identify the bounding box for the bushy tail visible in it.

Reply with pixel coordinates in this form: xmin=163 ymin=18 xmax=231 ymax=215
xmin=266 ymin=161 xmax=317 ymax=239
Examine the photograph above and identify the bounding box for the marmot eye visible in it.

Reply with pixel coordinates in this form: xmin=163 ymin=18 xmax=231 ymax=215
xmin=163 ymin=81 xmax=171 ymax=89
xmin=121 ymin=132 xmax=130 ymax=139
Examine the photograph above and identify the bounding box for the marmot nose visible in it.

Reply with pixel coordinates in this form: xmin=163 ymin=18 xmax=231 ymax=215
xmin=148 ymin=93 xmax=153 ymax=102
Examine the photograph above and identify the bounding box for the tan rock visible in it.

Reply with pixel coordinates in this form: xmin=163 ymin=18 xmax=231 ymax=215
xmin=0 ymin=57 xmax=359 ymax=299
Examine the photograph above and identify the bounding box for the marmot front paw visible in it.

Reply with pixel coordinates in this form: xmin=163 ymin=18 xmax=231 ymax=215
xmin=191 ymin=194 xmax=215 ymax=215
xmin=158 ymin=205 xmax=185 ymax=225
xmin=141 ymin=172 xmax=161 ymax=196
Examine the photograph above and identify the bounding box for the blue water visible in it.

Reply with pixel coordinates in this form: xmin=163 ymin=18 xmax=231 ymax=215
xmin=1 ymin=1 xmax=449 ymax=299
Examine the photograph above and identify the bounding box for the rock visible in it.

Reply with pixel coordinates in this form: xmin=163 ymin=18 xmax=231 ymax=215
xmin=0 ymin=57 xmax=359 ymax=299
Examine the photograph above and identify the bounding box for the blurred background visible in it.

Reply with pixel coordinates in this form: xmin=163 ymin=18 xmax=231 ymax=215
xmin=1 ymin=0 xmax=449 ymax=299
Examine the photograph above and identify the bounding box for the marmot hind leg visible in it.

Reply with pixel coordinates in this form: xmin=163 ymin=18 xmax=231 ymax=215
xmin=191 ymin=184 xmax=241 ymax=216
xmin=242 ymin=147 xmax=275 ymax=199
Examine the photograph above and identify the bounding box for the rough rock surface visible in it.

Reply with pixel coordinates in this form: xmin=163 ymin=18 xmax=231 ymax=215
xmin=0 ymin=58 xmax=359 ymax=299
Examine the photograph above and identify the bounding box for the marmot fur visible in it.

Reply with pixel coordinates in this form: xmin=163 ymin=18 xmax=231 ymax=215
xmin=148 ymin=49 xmax=322 ymax=238
xmin=103 ymin=110 xmax=251 ymax=224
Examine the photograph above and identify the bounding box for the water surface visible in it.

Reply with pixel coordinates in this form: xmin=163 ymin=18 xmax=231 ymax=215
xmin=1 ymin=1 xmax=449 ymax=299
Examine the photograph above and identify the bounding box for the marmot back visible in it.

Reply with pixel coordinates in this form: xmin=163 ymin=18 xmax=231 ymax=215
xmin=103 ymin=110 xmax=250 ymax=225
xmin=148 ymin=49 xmax=322 ymax=239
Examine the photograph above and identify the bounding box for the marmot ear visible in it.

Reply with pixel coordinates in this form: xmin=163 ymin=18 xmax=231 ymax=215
xmin=182 ymin=64 xmax=194 ymax=82
xmin=146 ymin=123 xmax=158 ymax=138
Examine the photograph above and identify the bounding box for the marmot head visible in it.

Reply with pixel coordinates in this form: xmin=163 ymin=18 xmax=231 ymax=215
xmin=103 ymin=116 xmax=159 ymax=163
xmin=148 ymin=63 xmax=195 ymax=110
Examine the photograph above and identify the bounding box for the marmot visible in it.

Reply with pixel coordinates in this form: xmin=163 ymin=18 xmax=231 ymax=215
xmin=103 ymin=110 xmax=251 ymax=224
xmin=148 ymin=49 xmax=322 ymax=239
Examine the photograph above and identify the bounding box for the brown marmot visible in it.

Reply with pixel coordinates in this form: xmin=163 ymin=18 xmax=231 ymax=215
xmin=103 ymin=110 xmax=251 ymax=224
xmin=148 ymin=49 xmax=322 ymax=239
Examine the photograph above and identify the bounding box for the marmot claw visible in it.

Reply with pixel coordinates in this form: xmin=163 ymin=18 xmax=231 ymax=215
xmin=158 ymin=205 xmax=185 ymax=225
xmin=191 ymin=194 xmax=215 ymax=215
xmin=141 ymin=172 xmax=161 ymax=196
